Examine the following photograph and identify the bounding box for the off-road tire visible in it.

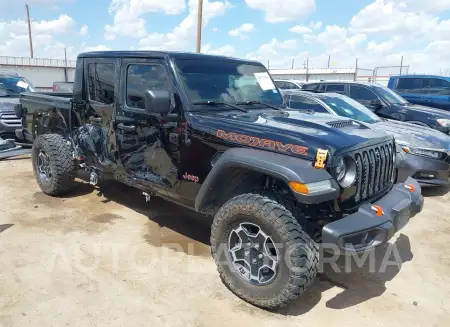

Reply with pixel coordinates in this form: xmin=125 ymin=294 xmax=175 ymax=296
xmin=32 ymin=134 xmax=76 ymax=195
xmin=211 ymin=193 xmax=319 ymax=309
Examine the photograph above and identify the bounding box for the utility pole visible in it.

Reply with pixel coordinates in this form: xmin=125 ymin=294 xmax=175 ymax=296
xmin=306 ymin=58 xmax=309 ymax=82
xmin=291 ymin=58 xmax=294 ymax=69
xmin=327 ymin=55 xmax=331 ymax=68
xmin=64 ymin=48 xmax=68 ymax=82
xmin=26 ymin=3 xmax=34 ymax=58
xmin=195 ymin=0 xmax=203 ymax=53
xmin=399 ymin=56 xmax=403 ymax=75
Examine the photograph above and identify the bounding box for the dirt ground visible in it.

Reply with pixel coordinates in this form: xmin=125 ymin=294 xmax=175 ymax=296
xmin=0 ymin=155 xmax=449 ymax=327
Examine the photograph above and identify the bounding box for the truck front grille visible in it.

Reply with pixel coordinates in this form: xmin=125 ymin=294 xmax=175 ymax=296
xmin=352 ymin=141 xmax=395 ymax=203
xmin=0 ymin=111 xmax=22 ymax=127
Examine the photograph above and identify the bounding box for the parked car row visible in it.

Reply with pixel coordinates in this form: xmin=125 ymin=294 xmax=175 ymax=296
xmin=282 ymin=90 xmax=450 ymax=187
xmin=301 ymin=81 xmax=450 ymax=134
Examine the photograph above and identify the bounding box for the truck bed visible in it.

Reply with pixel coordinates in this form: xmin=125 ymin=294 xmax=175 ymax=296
xmin=20 ymin=92 xmax=72 ymax=111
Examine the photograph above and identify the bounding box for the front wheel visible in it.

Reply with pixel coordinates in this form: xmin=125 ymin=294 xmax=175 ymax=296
xmin=32 ymin=134 xmax=76 ymax=195
xmin=210 ymin=193 xmax=319 ymax=309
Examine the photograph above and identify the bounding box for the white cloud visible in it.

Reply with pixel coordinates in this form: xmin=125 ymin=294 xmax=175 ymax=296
xmin=228 ymin=23 xmax=255 ymax=39
xmin=394 ymin=0 xmax=450 ymax=13
xmin=304 ymin=25 xmax=367 ymax=53
xmin=104 ymin=0 xmax=186 ymax=40
xmin=202 ymin=44 xmax=235 ymax=56
xmin=212 ymin=27 xmax=220 ymax=32
xmin=349 ymin=0 xmax=439 ymax=35
xmin=80 ymin=24 xmax=89 ymax=36
xmin=246 ymin=39 xmax=301 ymax=68
xmin=367 ymin=37 xmax=400 ymax=54
xmin=289 ymin=25 xmax=312 ymax=34
xmin=0 ymin=14 xmax=77 ymax=58
xmin=82 ymin=45 xmax=112 ymax=52
xmin=34 ymin=14 xmax=76 ymax=34
xmin=309 ymin=20 xmax=322 ymax=29
xmin=245 ymin=0 xmax=316 ymax=23
xmin=139 ymin=0 xmax=231 ymax=51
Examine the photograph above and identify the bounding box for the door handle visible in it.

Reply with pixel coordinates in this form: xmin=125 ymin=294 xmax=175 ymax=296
xmin=117 ymin=123 xmax=136 ymax=132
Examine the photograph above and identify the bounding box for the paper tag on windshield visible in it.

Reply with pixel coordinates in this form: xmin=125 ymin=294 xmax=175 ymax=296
xmin=254 ymin=72 xmax=276 ymax=91
xmin=16 ymin=80 xmax=28 ymax=89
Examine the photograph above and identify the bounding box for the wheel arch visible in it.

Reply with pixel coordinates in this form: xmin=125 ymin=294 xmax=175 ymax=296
xmin=195 ymin=148 xmax=338 ymax=213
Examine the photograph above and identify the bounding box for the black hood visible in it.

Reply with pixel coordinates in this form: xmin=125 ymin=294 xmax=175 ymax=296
xmin=372 ymin=119 xmax=450 ymax=150
xmin=0 ymin=97 xmax=19 ymax=113
xmin=394 ymin=102 xmax=450 ymax=119
xmin=188 ymin=110 xmax=392 ymax=161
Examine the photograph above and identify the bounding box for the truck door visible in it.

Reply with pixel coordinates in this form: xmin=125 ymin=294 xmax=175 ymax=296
xmin=79 ymin=58 xmax=119 ymax=168
xmin=115 ymin=58 xmax=178 ymax=194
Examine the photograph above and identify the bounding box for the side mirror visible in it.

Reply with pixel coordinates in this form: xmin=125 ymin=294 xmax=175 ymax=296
xmin=144 ymin=90 xmax=171 ymax=114
xmin=369 ymin=98 xmax=383 ymax=110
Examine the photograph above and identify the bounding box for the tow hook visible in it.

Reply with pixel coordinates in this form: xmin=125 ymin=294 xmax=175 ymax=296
xmin=89 ymin=171 xmax=99 ymax=186
xmin=143 ymin=192 xmax=151 ymax=203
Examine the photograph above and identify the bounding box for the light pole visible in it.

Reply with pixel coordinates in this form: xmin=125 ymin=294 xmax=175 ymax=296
xmin=196 ymin=0 xmax=203 ymax=53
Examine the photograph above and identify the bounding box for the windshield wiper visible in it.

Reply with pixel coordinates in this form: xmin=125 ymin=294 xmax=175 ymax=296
xmin=235 ymin=100 xmax=285 ymax=111
xmin=192 ymin=100 xmax=248 ymax=113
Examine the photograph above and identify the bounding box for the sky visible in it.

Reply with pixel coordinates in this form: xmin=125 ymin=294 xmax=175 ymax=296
xmin=1 ymin=0 xmax=450 ymax=74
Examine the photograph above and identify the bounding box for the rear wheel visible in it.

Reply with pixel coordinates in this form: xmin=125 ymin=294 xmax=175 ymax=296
xmin=211 ymin=193 xmax=319 ymax=309
xmin=32 ymin=134 xmax=76 ymax=195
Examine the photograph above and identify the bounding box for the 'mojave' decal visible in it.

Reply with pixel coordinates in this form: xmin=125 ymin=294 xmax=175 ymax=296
xmin=216 ymin=129 xmax=308 ymax=156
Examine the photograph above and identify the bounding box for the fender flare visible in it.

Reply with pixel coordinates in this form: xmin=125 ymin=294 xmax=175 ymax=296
xmin=195 ymin=148 xmax=339 ymax=211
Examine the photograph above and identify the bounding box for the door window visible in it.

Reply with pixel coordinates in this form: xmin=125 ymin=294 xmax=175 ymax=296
xmin=289 ymin=95 xmax=329 ymax=113
xmin=349 ymin=85 xmax=378 ymax=101
xmin=87 ymin=63 xmax=115 ymax=104
xmin=126 ymin=64 xmax=169 ymax=109
xmin=428 ymin=78 xmax=450 ymax=95
xmin=325 ymin=84 xmax=345 ymax=93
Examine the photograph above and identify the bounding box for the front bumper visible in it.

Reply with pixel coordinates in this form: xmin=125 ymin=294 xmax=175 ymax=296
xmin=397 ymin=152 xmax=449 ymax=187
xmin=322 ymin=177 xmax=423 ymax=252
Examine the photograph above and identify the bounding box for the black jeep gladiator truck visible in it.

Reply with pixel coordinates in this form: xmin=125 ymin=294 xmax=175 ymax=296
xmin=14 ymin=51 xmax=423 ymax=309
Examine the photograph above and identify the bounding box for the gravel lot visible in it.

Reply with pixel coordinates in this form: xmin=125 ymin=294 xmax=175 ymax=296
xmin=1 ymin=155 xmax=449 ymax=327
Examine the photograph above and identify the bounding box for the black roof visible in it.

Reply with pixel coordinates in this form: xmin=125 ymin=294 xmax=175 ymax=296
xmin=77 ymin=50 xmax=261 ymax=64
xmin=304 ymin=81 xmax=383 ymax=87
xmin=282 ymin=90 xmax=346 ymax=99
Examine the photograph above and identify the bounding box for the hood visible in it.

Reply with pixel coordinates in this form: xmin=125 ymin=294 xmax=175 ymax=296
xmin=0 ymin=97 xmax=19 ymax=113
xmin=372 ymin=119 xmax=450 ymax=150
xmin=394 ymin=102 xmax=450 ymax=118
xmin=188 ymin=110 xmax=392 ymax=161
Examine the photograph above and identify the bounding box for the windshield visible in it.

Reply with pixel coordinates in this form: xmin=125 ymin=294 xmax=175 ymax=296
xmin=175 ymin=59 xmax=284 ymax=109
xmin=373 ymin=86 xmax=408 ymax=105
xmin=0 ymin=76 xmax=36 ymax=96
xmin=321 ymin=95 xmax=381 ymax=124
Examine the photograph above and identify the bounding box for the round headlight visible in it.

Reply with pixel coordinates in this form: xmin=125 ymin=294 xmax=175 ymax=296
xmin=335 ymin=156 xmax=346 ymax=182
xmin=335 ymin=156 xmax=357 ymax=188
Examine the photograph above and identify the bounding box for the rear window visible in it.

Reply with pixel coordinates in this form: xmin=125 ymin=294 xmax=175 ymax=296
xmin=301 ymin=83 xmax=320 ymax=91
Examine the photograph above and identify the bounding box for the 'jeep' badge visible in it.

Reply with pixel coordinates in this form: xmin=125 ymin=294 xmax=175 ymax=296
xmin=314 ymin=149 xmax=328 ymax=169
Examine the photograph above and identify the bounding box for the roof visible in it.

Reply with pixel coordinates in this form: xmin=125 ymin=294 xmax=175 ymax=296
xmin=282 ymin=90 xmax=345 ymax=99
xmin=389 ymin=74 xmax=450 ymax=79
xmin=77 ymin=50 xmax=261 ymax=65
xmin=303 ymin=81 xmax=385 ymax=87
xmin=0 ymin=69 xmax=21 ymax=77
